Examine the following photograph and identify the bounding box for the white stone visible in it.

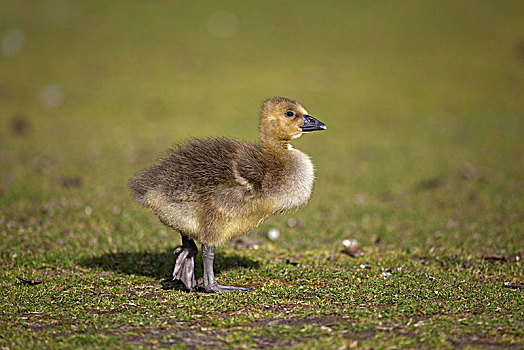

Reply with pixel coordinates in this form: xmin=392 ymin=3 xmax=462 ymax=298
xmin=342 ymin=239 xmax=358 ymax=248
xmin=267 ymin=228 xmax=280 ymax=241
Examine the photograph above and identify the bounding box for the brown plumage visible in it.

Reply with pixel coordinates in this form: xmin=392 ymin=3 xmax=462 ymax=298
xmin=129 ymin=97 xmax=326 ymax=292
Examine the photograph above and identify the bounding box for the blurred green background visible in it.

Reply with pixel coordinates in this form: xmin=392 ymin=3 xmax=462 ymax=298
xmin=1 ymin=1 xmax=523 ymax=348
xmin=1 ymin=0 xmax=523 ymax=253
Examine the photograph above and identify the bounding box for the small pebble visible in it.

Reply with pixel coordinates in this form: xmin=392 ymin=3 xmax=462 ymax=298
xmin=267 ymin=228 xmax=280 ymax=241
xmin=342 ymin=239 xmax=358 ymax=248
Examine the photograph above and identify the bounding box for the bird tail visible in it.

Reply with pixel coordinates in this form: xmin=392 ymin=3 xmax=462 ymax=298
xmin=128 ymin=170 xmax=150 ymax=205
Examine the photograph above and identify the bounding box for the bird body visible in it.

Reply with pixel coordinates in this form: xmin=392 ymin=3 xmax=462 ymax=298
xmin=129 ymin=97 xmax=326 ymax=292
xmin=130 ymin=138 xmax=314 ymax=245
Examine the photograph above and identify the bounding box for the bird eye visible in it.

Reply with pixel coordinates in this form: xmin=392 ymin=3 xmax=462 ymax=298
xmin=285 ymin=110 xmax=296 ymax=118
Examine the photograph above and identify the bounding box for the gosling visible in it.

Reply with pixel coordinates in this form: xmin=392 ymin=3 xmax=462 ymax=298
xmin=129 ymin=97 xmax=326 ymax=292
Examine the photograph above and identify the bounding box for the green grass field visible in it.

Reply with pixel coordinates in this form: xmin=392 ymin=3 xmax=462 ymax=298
xmin=1 ymin=1 xmax=523 ymax=348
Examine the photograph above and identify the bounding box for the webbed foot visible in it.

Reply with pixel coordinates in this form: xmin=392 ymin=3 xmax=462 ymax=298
xmin=204 ymin=283 xmax=252 ymax=293
xmin=201 ymin=243 xmax=252 ymax=293
xmin=172 ymin=236 xmax=198 ymax=291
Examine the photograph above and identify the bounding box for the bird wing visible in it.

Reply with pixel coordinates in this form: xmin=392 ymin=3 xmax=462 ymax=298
xmin=233 ymin=145 xmax=268 ymax=194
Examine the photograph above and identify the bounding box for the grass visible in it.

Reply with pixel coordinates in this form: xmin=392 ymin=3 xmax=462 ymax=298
xmin=1 ymin=0 xmax=523 ymax=348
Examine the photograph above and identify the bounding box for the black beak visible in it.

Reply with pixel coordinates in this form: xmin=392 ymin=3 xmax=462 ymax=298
xmin=301 ymin=115 xmax=327 ymax=132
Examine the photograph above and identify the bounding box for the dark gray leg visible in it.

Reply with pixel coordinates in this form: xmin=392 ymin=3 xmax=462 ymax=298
xmin=201 ymin=243 xmax=252 ymax=293
xmin=173 ymin=235 xmax=198 ymax=291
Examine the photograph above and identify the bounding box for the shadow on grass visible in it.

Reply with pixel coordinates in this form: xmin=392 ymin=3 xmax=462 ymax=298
xmin=80 ymin=249 xmax=260 ymax=291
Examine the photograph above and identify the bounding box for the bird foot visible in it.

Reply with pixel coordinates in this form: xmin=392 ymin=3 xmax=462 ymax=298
xmin=199 ymin=243 xmax=252 ymax=293
xmin=204 ymin=283 xmax=252 ymax=293
xmin=173 ymin=244 xmax=198 ymax=291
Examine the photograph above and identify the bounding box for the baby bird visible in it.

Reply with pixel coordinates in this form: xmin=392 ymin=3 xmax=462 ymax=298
xmin=129 ymin=97 xmax=326 ymax=292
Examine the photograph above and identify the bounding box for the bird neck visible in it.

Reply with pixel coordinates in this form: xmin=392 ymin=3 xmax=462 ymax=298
xmin=259 ymin=136 xmax=291 ymax=153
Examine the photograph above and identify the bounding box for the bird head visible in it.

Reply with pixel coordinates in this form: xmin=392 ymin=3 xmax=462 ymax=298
xmin=258 ymin=97 xmax=326 ymax=148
